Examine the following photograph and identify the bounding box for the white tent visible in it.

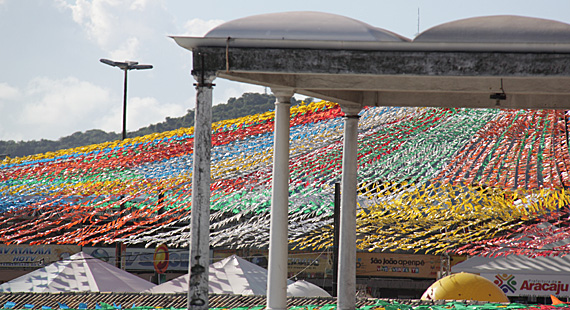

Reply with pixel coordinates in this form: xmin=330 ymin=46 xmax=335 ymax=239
xmin=146 ymin=255 xmax=330 ymax=296
xmin=0 ymin=252 xmax=155 ymax=293
xmin=287 ymin=280 xmax=331 ymax=297
xmin=146 ymin=255 xmax=279 ymax=295
xmin=451 ymin=255 xmax=570 ymax=297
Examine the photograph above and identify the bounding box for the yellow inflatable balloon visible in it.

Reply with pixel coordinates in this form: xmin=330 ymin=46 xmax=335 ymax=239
xmin=421 ymin=272 xmax=509 ymax=303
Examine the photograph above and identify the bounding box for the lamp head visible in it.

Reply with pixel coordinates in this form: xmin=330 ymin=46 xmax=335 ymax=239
xmin=100 ymin=58 xmax=152 ymax=70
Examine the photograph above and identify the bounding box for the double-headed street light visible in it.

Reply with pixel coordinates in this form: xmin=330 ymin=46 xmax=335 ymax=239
xmin=100 ymin=59 xmax=153 ymax=140
xmin=100 ymin=58 xmax=152 ymax=270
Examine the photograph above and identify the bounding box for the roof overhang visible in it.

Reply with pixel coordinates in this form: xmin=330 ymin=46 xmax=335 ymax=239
xmin=173 ymin=36 xmax=570 ymax=110
xmin=173 ymin=36 xmax=570 ymax=52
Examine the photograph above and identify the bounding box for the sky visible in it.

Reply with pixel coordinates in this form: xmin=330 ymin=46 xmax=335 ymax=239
xmin=1 ymin=0 xmax=570 ymax=142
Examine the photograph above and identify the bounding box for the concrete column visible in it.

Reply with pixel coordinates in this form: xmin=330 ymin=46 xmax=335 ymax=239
xmin=337 ymin=105 xmax=361 ymax=310
xmin=188 ymin=73 xmax=215 ymax=310
xmin=267 ymin=88 xmax=294 ymax=310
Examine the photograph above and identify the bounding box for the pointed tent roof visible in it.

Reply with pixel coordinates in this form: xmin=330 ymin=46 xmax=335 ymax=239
xmin=287 ymin=280 xmax=331 ymax=297
xmin=0 ymin=252 xmax=155 ymax=293
xmin=145 ymin=255 xmax=293 ymax=295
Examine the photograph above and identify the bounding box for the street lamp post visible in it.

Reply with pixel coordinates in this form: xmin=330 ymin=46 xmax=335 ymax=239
xmin=100 ymin=59 xmax=153 ymax=139
xmin=100 ymin=58 xmax=153 ymax=269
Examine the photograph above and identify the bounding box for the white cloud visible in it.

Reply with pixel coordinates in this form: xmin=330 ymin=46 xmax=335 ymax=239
xmin=57 ymin=0 xmax=171 ymax=57
xmin=182 ymin=18 xmax=225 ymax=36
xmin=129 ymin=0 xmax=150 ymax=11
xmin=58 ymin=0 xmax=117 ymax=48
xmin=0 ymin=75 xmax=189 ymax=141
xmin=129 ymin=97 xmax=186 ymax=130
xmin=20 ymin=77 xmax=112 ymax=136
xmin=0 ymin=77 xmax=118 ymax=141
xmin=0 ymin=83 xmax=20 ymax=100
xmin=110 ymin=37 xmax=140 ymax=61
xmin=98 ymin=96 xmax=186 ymax=133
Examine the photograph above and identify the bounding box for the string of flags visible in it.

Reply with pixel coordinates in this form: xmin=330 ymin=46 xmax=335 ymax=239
xmin=0 ymin=100 xmax=569 ymax=256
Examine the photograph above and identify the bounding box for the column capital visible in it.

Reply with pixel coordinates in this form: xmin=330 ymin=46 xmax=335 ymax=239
xmin=271 ymin=87 xmax=295 ymax=104
xmin=340 ymin=104 xmax=362 ymax=117
xmin=192 ymin=71 xmax=216 ymax=89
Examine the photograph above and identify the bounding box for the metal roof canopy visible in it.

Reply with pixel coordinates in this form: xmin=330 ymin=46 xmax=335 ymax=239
xmin=174 ymin=13 xmax=570 ymax=111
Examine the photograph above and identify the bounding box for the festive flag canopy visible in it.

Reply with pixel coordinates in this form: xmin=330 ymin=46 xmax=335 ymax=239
xmin=1 ymin=100 xmax=570 ymax=257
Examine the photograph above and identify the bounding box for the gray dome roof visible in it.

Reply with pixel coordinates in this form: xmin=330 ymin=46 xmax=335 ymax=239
xmin=205 ymin=11 xmax=409 ymax=42
xmin=414 ymin=15 xmax=570 ymax=43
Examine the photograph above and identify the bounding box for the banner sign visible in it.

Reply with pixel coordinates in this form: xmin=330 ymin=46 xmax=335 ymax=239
xmin=213 ymin=250 xmax=332 ymax=278
xmin=356 ymin=252 xmax=441 ymax=279
xmin=288 ymin=252 xmax=332 ymax=278
xmin=83 ymin=247 xmax=189 ymax=271
xmin=214 ymin=250 xmax=446 ymax=279
xmin=481 ymin=273 xmax=570 ymax=297
xmin=0 ymin=245 xmax=80 ymax=267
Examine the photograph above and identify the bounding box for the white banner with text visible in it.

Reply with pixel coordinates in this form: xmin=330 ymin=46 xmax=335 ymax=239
xmin=481 ymin=273 xmax=570 ymax=297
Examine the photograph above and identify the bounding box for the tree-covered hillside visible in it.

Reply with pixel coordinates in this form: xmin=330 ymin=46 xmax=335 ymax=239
xmin=0 ymin=93 xmax=301 ymax=157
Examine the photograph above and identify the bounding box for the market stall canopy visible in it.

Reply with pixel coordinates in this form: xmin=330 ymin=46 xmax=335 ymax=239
xmin=0 ymin=252 xmax=155 ymax=293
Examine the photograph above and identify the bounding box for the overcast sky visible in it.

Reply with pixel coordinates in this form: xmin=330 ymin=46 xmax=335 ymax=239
xmin=1 ymin=0 xmax=570 ymax=142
